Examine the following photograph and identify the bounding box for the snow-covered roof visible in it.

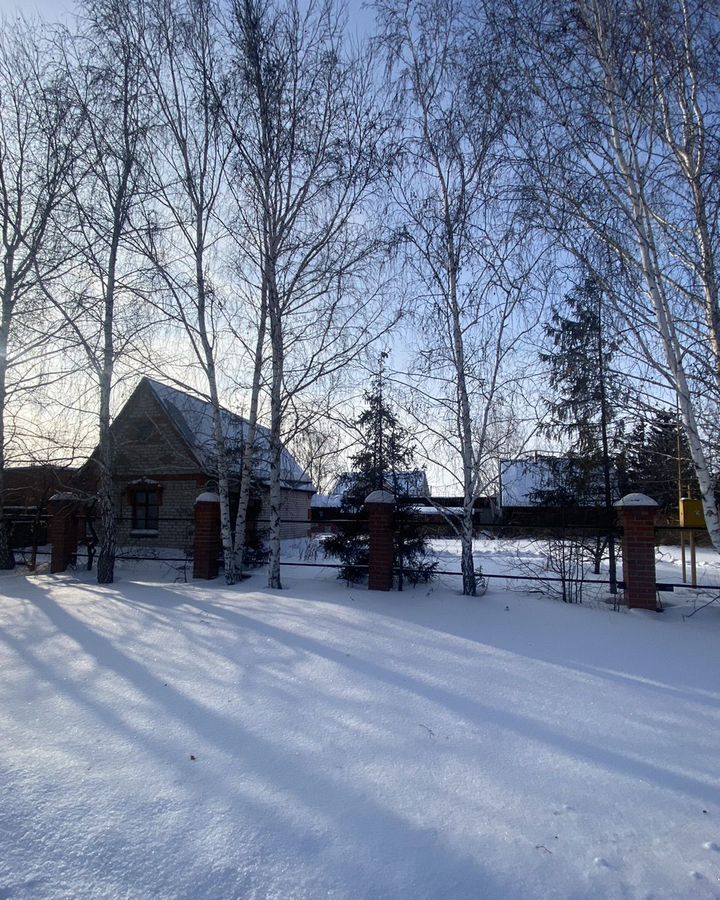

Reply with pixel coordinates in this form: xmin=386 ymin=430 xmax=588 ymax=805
xmin=500 ymin=457 xmax=618 ymax=508
xmin=310 ymin=494 xmax=341 ymax=508
xmin=144 ymin=378 xmax=314 ymax=492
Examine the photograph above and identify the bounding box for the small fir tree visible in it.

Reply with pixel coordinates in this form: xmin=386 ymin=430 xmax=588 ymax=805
xmin=324 ymin=357 xmax=436 ymax=587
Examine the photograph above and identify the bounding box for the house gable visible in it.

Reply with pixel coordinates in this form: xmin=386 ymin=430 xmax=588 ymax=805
xmin=144 ymin=378 xmax=314 ymax=491
xmin=108 ymin=379 xmax=205 ymax=479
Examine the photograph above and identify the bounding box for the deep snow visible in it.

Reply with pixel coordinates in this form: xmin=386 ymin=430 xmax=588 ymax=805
xmin=1 ymin=542 xmax=720 ymax=899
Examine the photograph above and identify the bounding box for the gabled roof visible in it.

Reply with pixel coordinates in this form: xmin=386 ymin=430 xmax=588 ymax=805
xmin=143 ymin=378 xmax=314 ymax=492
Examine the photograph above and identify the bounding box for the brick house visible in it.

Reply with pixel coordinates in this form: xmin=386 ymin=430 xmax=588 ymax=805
xmin=81 ymin=377 xmax=315 ymax=550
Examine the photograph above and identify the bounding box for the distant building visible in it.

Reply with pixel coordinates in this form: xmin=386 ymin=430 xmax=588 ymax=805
xmin=499 ymin=456 xmax=620 ymax=524
xmin=313 ymin=470 xmax=430 ymax=510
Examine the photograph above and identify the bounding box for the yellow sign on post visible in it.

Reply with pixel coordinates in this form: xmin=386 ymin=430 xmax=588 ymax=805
xmin=679 ymin=498 xmax=704 ymax=528
xmin=679 ymin=498 xmax=703 ymax=588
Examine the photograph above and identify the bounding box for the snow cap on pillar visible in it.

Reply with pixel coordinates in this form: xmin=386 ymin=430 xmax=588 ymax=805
xmin=194 ymin=491 xmax=220 ymax=504
xmin=614 ymin=493 xmax=659 ymax=508
xmin=365 ymin=490 xmax=395 ymax=505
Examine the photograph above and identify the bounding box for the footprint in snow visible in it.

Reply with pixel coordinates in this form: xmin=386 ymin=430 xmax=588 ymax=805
xmin=593 ymin=857 xmax=611 ymax=868
xmin=702 ymin=841 xmax=720 ymax=851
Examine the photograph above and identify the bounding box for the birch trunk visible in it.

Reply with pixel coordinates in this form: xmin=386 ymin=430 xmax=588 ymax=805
xmin=451 ymin=290 xmax=477 ymax=597
xmin=599 ymin=45 xmax=720 ymax=552
xmin=690 ymin=179 xmax=720 ymax=380
xmin=445 ymin=191 xmax=476 ymax=596
xmin=0 ymin=290 xmax=14 ymax=569
xmin=650 ymin=0 xmax=720 ymax=381
xmin=197 ymin=264 xmax=235 ymax=582
xmin=96 ymin=216 xmax=120 ymax=584
xmin=96 ymin=366 xmax=115 ymax=584
xmin=233 ymin=288 xmax=267 ymax=573
xmin=196 ymin=231 xmax=236 ymax=583
xmin=267 ymin=281 xmax=283 ymax=590
xmin=141 ymin=0 xmax=235 ymax=580
xmin=209 ymin=380 xmax=236 ymax=583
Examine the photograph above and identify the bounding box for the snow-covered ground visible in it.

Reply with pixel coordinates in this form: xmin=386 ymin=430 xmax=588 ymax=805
xmin=2 ymin=540 xmax=720 ymax=899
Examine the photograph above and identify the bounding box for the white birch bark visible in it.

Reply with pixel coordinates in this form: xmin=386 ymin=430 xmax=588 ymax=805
xmin=141 ymin=0 xmax=240 ymax=581
xmin=377 ymin=0 xmax=532 ymax=595
xmin=232 ymin=286 xmax=267 ymax=573
xmin=582 ymin=0 xmax=720 ymax=552
xmin=58 ymin=0 xmax=149 ymax=584
xmin=513 ymin=0 xmax=720 ymax=554
xmin=267 ymin=288 xmax=284 ymax=589
xmin=221 ymin=0 xmax=391 ymax=589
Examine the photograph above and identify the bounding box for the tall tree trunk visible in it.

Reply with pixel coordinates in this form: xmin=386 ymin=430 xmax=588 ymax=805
xmin=448 ymin=263 xmax=476 ymax=597
xmin=267 ymin=280 xmax=283 ymax=590
xmin=96 ymin=368 xmax=115 ymax=584
xmin=601 ymin=71 xmax=720 ymax=552
xmin=0 ymin=297 xmax=14 ymax=569
xmin=209 ymin=387 xmax=236 ymax=584
xmin=195 ymin=210 xmax=237 ymax=583
xmin=200 ymin=324 xmax=236 ymax=583
xmin=233 ymin=288 xmax=267 ymax=573
xmin=96 ymin=230 xmax=118 ymax=584
xmin=596 ymin=297 xmax=617 ymax=593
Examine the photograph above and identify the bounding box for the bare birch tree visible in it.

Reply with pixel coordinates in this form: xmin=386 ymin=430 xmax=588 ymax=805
xmin=221 ymin=0 xmax=394 ymax=588
xmin=0 ymin=20 xmax=78 ymax=569
xmin=513 ymin=0 xmax=720 ymax=551
xmin=139 ymin=0 xmax=248 ymax=582
xmin=55 ymin=0 xmax=152 ymax=583
xmin=376 ymin=0 xmax=541 ymax=595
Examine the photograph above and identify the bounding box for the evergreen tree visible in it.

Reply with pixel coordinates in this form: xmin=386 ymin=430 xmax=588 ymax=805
xmin=345 ymin=356 xmax=414 ymax=502
xmin=538 ymin=274 xmax=627 ymax=585
xmin=540 ymin=276 xmax=625 ymax=464
xmin=625 ymin=410 xmax=698 ymax=511
xmin=324 ymin=357 xmax=436 ymax=587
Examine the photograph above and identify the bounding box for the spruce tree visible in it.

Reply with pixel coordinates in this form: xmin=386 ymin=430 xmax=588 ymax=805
xmin=324 ymin=357 xmax=436 ymax=587
xmin=540 ymin=277 xmax=625 ymax=461
xmin=539 ymin=275 xmax=627 ymax=585
xmin=625 ymin=410 xmax=698 ymax=511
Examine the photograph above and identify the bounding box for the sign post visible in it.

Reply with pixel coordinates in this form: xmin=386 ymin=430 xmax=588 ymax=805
xmin=679 ymin=498 xmax=704 ymax=587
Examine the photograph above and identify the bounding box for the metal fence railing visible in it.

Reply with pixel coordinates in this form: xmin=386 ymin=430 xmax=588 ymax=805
xmin=13 ymin=508 xmax=720 ymax=594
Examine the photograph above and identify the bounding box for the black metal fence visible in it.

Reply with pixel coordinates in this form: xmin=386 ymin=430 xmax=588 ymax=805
xmin=13 ymin=506 xmax=720 ymax=594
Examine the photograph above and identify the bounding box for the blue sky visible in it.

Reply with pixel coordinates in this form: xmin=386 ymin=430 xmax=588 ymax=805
xmin=0 ymin=0 xmax=75 ymax=16
xmin=0 ymin=0 xmax=375 ymax=31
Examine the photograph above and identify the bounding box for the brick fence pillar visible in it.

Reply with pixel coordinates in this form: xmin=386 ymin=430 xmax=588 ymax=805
xmin=615 ymin=493 xmax=659 ymax=611
xmin=365 ymin=490 xmax=395 ymax=591
xmin=48 ymin=493 xmax=81 ymax=574
xmin=194 ymin=491 xmax=221 ymax=580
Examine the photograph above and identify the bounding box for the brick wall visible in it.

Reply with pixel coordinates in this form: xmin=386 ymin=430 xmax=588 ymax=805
xmin=367 ymin=498 xmax=395 ymax=591
xmin=256 ymin=488 xmax=313 ymax=540
xmin=114 ymin=477 xmax=203 ymax=551
xmin=110 ymin=383 xmax=202 ymax=478
xmin=619 ymin=506 xmax=658 ymax=611
xmin=85 ymin=381 xmax=207 ymax=551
